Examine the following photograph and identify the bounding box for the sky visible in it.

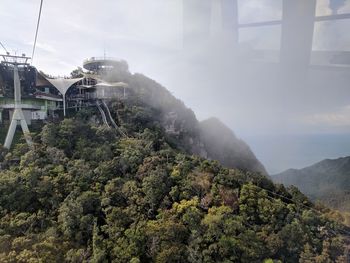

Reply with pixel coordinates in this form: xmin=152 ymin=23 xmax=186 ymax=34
xmin=1 ymin=0 xmax=350 ymax=173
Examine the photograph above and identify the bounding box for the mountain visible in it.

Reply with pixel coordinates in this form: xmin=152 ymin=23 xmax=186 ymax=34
xmin=0 ymin=67 xmax=348 ymax=262
xmin=199 ymin=117 xmax=267 ymax=175
xmin=273 ymin=156 xmax=350 ymax=212
xmin=104 ymin=68 xmax=267 ymax=175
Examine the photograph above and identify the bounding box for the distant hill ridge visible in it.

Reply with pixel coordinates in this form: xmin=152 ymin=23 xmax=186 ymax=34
xmin=273 ymin=156 xmax=350 ymax=211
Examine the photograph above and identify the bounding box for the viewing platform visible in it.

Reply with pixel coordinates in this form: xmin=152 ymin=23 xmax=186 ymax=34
xmin=83 ymin=57 xmax=128 ymax=72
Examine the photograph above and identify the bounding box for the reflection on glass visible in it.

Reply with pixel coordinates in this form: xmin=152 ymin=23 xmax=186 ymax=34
xmin=239 ymin=25 xmax=281 ymax=50
xmin=238 ymin=0 xmax=282 ymax=24
xmin=313 ymin=20 xmax=350 ymax=51
xmin=316 ymin=0 xmax=350 ymax=16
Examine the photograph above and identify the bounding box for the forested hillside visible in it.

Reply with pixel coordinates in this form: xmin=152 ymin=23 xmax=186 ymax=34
xmin=0 ymin=98 xmax=349 ymax=262
xmin=96 ymin=65 xmax=267 ymax=175
xmin=273 ymin=157 xmax=350 ymax=213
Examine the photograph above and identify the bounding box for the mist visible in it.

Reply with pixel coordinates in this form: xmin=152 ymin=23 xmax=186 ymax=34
xmin=1 ymin=0 xmax=350 ymax=173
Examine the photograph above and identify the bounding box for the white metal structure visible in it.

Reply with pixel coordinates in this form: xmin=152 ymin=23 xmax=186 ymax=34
xmin=44 ymin=77 xmax=83 ymax=116
xmin=2 ymin=54 xmax=33 ymax=149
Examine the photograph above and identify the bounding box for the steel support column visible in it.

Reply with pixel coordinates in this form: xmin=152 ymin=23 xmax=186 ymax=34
xmin=280 ymin=0 xmax=316 ymax=75
xmin=4 ymin=64 xmax=32 ymax=149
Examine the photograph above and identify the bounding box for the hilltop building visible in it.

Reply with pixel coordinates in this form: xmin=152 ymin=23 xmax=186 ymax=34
xmin=0 ymin=56 xmax=129 ymax=148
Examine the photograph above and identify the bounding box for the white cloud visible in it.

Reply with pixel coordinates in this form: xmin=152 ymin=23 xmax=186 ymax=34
xmin=27 ymin=41 xmax=56 ymax=53
xmin=1 ymin=0 xmax=350 ymax=136
xmin=301 ymin=105 xmax=350 ymax=127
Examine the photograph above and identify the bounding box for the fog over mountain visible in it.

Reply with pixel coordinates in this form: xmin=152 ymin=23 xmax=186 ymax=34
xmin=199 ymin=117 xmax=267 ymax=175
xmin=97 ymin=65 xmax=268 ymax=175
xmin=1 ymin=0 xmax=350 ymax=172
xmin=0 ymin=62 xmax=349 ymax=261
xmin=1 ymin=1 xmax=350 ymax=261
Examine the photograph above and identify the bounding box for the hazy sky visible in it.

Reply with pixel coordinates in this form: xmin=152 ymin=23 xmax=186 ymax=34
xmin=1 ymin=0 xmax=350 ymax=173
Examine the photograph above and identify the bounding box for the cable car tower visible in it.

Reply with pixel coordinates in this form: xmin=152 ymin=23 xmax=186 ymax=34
xmin=1 ymin=53 xmax=33 ymax=149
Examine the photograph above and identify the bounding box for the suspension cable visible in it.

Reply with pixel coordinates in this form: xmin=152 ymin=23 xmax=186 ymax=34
xmin=31 ymin=0 xmax=44 ymax=64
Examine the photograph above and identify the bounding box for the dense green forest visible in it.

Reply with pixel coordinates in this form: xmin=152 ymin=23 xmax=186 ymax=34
xmin=0 ymin=98 xmax=349 ymax=262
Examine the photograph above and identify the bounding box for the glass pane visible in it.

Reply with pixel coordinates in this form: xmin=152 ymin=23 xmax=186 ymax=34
xmin=239 ymin=25 xmax=281 ymax=50
xmin=313 ymin=20 xmax=350 ymax=51
xmin=238 ymin=0 xmax=282 ymax=24
xmin=316 ymin=0 xmax=350 ymax=16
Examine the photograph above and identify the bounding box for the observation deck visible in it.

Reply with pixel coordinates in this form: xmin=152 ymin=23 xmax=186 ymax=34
xmin=83 ymin=57 xmax=128 ymax=73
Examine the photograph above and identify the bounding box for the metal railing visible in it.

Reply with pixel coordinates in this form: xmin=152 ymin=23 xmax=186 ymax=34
xmin=83 ymin=57 xmax=120 ymax=64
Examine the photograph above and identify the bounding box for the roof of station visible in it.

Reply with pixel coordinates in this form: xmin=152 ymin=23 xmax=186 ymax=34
xmin=37 ymin=71 xmax=128 ymax=95
xmin=45 ymin=77 xmax=83 ymax=95
xmin=37 ymin=71 xmax=83 ymax=95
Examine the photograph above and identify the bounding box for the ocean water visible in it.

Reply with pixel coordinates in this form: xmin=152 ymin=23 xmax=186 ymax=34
xmin=243 ymin=133 xmax=350 ymax=174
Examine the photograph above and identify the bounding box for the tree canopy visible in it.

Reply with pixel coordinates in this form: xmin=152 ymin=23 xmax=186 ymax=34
xmin=0 ymin=102 xmax=348 ymax=262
